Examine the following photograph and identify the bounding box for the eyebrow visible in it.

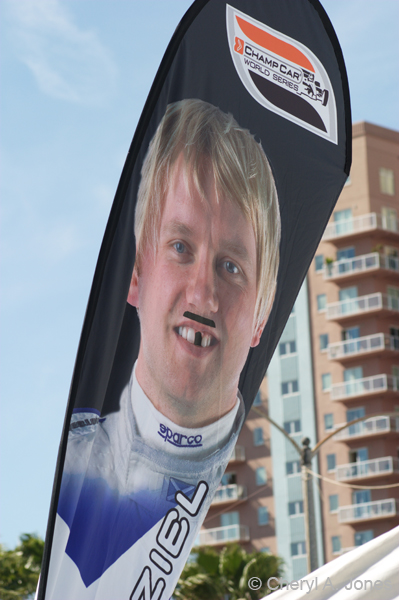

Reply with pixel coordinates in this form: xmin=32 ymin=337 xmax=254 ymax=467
xmin=222 ymin=241 xmax=250 ymax=264
xmin=164 ymin=221 xmax=194 ymax=238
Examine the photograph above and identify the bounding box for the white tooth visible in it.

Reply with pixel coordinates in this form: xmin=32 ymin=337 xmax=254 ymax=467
xmin=201 ymin=334 xmax=211 ymax=348
xmin=187 ymin=327 xmax=195 ymax=344
xmin=182 ymin=327 xmax=188 ymax=340
xmin=178 ymin=327 xmax=183 ymax=337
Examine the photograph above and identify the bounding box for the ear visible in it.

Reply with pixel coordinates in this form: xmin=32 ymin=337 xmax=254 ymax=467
xmin=127 ymin=266 xmax=139 ymax=307
xmin=250 ymin=315 xmax=268 ymax=348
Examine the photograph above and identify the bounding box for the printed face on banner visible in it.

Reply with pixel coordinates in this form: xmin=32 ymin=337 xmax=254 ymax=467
xmin=127 ymin=153 xmax=262 ymax=427
xmin=48 ymin=100 xmax=281 ymax=598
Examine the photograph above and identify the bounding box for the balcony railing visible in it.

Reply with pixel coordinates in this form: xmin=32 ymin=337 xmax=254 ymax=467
xmin=212 ymin=484 xmax=246 ymax=505
xmin=322 ymin=212 xmax=399 ymax=241
xmin=326 ymin=293 xmax=399 ymax=321
xmin=194 ymin=524 xmax=250 ymax=546
xmin=333 ymin=415 xmax=399 ymax=441
xmin=335 ymin=457 xmax=399 ymax=482
xmin=228 ymin=445 xmax=245 ymax=463
xmin=330 ymin=374 xmax=399 ymax=401
xmin=338 ymin=499 xmax=398 ymax=523
xmin=328 ymin=333 xmax=399 ymax=360
xmin=324 ymin=252 xmax=399 ymax=280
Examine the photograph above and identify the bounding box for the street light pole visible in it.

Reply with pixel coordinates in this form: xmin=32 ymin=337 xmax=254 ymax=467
xmin=252 ymin=407 xmax=397 ymax=575
xmin=301 ymin=437 xmax=318 ymax=574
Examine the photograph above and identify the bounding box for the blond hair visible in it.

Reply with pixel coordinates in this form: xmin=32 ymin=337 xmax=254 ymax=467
xmin=134 ymin=99 xmax=280 ymax=330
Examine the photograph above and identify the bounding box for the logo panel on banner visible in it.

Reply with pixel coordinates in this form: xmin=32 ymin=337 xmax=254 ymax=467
xmin=226 ymin=5 xmax=338 ymax=143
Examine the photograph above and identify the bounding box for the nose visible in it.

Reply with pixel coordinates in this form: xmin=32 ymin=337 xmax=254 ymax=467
xmin=185 ymin=250 xmax=219 ymax=316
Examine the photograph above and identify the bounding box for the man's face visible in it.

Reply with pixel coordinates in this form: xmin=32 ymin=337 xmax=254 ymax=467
xmin=129 ymin=154 xmax=264 ymax=427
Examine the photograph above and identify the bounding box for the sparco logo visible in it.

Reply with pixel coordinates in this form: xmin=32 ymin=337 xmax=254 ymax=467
xmin=226 ymin=5 xmax=337 ymax=144
xmin=158 ymin=424 xmax=203 ymax=447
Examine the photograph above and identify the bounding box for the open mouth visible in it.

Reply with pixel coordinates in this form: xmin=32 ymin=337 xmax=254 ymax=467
xmin=178 ymin=326 xmax=212 ymax=348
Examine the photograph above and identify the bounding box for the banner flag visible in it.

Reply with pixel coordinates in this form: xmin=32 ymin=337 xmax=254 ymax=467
xmin=38 ymin=1 xmax=351 ymax=598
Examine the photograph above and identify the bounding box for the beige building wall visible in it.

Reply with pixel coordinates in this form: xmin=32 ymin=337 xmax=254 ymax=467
xmin=307 ymin=122 xmax=399 ymax=561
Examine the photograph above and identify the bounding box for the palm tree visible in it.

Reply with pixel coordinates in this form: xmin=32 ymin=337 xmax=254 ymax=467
xmin=174 ymin=543 xmax=283 ymax=600
xmin=0 ymin=533 xmax=44 ymax=600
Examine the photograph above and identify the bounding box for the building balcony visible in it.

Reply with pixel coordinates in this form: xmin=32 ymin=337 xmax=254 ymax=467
xmin=327 ymin=333 xmax=399 ymax=361
xmin=322 ymin=212 xmax=399 ymax=242
xmin=195 ymin=524 xmax=250 ymax=547
xmin=326 ymin=293 xmax=399 ymax=322
xmin=333 ymin=415 xmax=399 ymax=442
xmin=330 ymin=374 xmax=399 ymax=402
xmin=228 ymin=445 xmax=246 ymax=463
xmin=338 ymin=499 xmax=398 ymax=524
xmin=324 ymin=252 xmax=399 ymax=282
xmin=211 ymin=484 xmax=247 ymax=506
xmin=335 ymin=457 xmax=399 ymax=482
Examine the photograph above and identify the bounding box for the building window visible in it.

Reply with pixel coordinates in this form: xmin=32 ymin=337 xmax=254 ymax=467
xmin=342 ymin=326 xmax=360 ymax=341
xmin=382 ymin=207 xmax=398 ymax=232
xmin=319 ymin=333 xmax=329 ymax=351
xmin=324 ymin=413 xmax=334 ymax=430
xmin=286 ymin=460 xmax=301 ymax=475
xmin=327 ymin=454 xmax=336 ymax=471
xmin=288 ymin=500 xmax=304 ymax=516
xmin=255 ymin=466 xmax=267 ymax=485
xmin=334 ymin=208 xmax=353 ymax=235
xmin=253 ymin=392 xmax=262 ymax=406
xmin=291 ymin=541 xmax=306 ymax=557
xmin=329 ymin=494 xmax=339 ymax=513
xmin=379 ymin=168 xmax=395 ymax=195
xmin=354 ymin=530 xmax=373 ymax=546
xmin=387 ymin=286 xmax=399 ymax=310
xmin=220 ymin=472 xmax=236 ymax=486
xmin=337 ymin=246 xmax=355 ymax=261
xmin=284 ymin=420 xmax=301 ymax=435
xmin=261 ymin=547 xmax=270 ymax=554
xmin=317 ymin=294 xmax=327 ymax=312
xmin=253 ymin=427 xmax=264 ymax=446
xmin=221 ymin=511 xmax=239 ymax=527
xmin=332 ymin=536 xmax=341 ymax=554
xmin=315 ymin=254 xmax=324 ymax=272
xmin=258 ymin=506 xmax=269 ymax=525
xmin=281 ymin=380 xmax=299 ymax=395
xmin=322 ymin=373 xmax=332 ymax=391
xmin=349 ymin=447 xmax=368 ymax=463
xmin=352 ymin=490 xmax=371 ymax=504
xmin=279 ymin=340 xmax=296 ymax=356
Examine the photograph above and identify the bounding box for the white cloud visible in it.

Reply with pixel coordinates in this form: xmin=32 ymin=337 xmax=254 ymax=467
xmin=6 ymin=0 xmax=117 ymax=105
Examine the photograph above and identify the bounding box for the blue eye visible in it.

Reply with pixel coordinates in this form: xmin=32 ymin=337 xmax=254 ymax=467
xmin=174 ymin=242 xmax=186 ymax=254
xmin=225 ymin=261 xmax=239 ymax=274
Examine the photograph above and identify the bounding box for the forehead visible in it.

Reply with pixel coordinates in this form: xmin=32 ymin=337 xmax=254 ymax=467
xmin=160 ymin=157 xmax=257 ymax=263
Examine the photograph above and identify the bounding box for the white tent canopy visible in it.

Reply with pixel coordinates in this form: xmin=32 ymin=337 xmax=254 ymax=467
xmin=264 ymin=525 xmax=398 ymax=600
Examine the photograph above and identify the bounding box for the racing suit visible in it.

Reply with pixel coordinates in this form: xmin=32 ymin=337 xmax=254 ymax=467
xmin=44 ymin=363 xmax=245 ymax=599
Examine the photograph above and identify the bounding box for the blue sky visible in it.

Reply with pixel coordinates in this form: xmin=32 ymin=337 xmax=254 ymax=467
xmin=1 ymin=0 xmax=398 ymax=549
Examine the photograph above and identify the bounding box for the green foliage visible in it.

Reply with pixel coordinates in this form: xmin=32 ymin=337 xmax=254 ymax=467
xmin=0 ymin=534 xmax=44 ymax=600
xmin=175 ymin=543 xmax=284 ymax=600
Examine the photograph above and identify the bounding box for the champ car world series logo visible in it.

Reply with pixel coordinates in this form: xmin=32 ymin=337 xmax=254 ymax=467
xmin=226 ymin=5 xmax=338 ymax=144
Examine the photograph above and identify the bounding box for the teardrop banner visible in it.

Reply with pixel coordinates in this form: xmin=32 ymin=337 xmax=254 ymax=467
xmin=38 ymin=1 xmax=351 ymax=598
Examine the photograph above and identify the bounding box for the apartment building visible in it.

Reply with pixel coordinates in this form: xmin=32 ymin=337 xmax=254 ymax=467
xmin=307 ymin=121 xmax=399 ymax=562
xmin=195 ymin=378 xmax=278 ymax=557
xmin=196 ymin=122 xmax=398 ymax=579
